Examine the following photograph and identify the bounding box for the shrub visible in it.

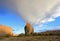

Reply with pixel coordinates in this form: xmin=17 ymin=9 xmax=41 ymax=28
xmin=32 ymin=33 xmax=38 ymax=36
xmin=18 ymin=33 xmax=25 ymax=37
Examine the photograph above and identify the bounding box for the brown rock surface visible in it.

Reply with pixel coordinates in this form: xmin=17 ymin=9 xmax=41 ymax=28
xmin=0 ymin=25 xmax=13 ymax=37
xmin=24 ymin=22 xmax=34 ymax=35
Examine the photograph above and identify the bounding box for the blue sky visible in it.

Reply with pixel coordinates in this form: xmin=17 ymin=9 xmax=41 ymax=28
xmin=35 ymin=17 xmax=60 ymax=32
xmin=0 ymin=6 xmax=26 ymax=34
xmin=0 ymin=13 xmax=26 ymax=34
xmin=0 ymin=9 xmax=60 ymax=34
xmin=0 ymin=0 xmax=60 ymax=34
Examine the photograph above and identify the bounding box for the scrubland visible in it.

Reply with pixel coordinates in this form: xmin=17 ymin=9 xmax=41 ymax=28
xmin=0 ymin=30 xmax=60 ymax=41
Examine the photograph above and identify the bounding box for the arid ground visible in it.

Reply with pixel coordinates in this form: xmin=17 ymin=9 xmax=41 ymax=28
xmin=0 ymin=30 xmax=60 ymax=41
xmin=0 ymin=36 xmax=60 ymax=41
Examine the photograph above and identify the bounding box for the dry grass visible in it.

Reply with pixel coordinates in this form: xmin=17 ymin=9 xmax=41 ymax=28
xmin=0 ymin=30 xmax=60 ymax=41
xmin=0 ymin=36 xmax=60 ymax=41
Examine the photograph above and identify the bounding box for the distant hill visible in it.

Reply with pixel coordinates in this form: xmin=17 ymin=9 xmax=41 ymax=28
xmin=41 ymin=30 xmax=60 ymax=35
xmin=33 ymin=30 xmax=60 ymax=36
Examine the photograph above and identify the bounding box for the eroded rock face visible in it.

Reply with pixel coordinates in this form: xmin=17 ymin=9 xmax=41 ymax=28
xmin=24 ymin=22 xmax=34 ymax=36
xmin=0 ymin=25 xmax=13 ymax=37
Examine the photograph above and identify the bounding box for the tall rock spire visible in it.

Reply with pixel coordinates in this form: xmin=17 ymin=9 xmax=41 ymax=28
xmin=24 ymin=22 xmax=34 ymax=36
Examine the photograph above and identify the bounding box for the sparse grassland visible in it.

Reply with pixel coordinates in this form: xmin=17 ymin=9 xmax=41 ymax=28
xmin=0 ymin=36 xmax=60 ymax=41
xmin=0 ymin=30 xmax=60 ymax=41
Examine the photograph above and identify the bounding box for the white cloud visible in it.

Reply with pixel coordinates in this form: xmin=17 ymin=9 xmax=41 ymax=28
xmin=40 ymin=18 xmax=55 ymax=23
xmin=48 ymin=18 xmax=55 ymax=22
xmin=3 ymin=0 xmax=60 ymax=25
xmin=15 ymin=0 xmax=60 ymax=25
xmin=47 ymin=26 xmax=60 ymax=30
xmin=37 ymin=26 xmax=60 ymax=32
xmin=52 ymin=7 xmax=60 ymax=18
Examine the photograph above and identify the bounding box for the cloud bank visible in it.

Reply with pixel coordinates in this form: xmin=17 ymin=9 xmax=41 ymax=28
xmin=14 ymin=0 xmax=60 ymax=25
xmin=1 ymin=0 xmax=60 ymax=25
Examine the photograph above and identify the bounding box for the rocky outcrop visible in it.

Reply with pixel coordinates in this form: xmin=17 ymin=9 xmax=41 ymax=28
xmin=0 ymin=25 xmax=13 ymax=37
xmin=24 ymin=22 xmax=34 ymax=36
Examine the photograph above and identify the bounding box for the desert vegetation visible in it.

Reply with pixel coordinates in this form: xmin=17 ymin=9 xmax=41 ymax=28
xmin=0 ymin=30 xmax=60 ymax=41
